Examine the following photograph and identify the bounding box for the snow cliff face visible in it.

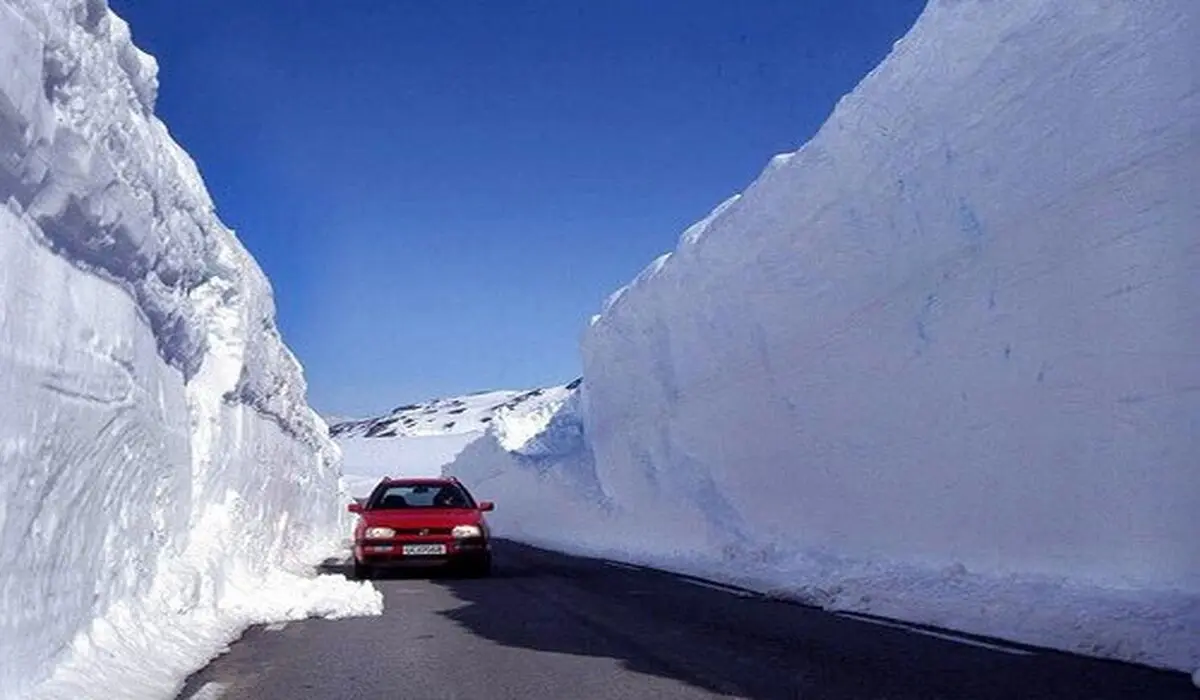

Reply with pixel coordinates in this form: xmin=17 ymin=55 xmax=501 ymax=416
xmin=587 ymin=0 xmax=1199 ymax=591
xmin=449 ymin=0 xmax=1200 ymax=672
xmin=0 ymin=2 xmax=379 ymax=697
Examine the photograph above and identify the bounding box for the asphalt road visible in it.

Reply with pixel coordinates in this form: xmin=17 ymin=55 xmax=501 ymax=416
xmin=178 ymin=541 xmax=1194 ymax=700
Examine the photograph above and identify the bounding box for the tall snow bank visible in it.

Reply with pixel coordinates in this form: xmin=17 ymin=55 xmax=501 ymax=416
xmin=452 ymin=0 xmax=1200 ymax=672
xmin=0 ymin=2 xmax=380 ymax=698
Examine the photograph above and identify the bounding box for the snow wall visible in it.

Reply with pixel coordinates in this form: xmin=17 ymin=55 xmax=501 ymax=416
xmin=0 ymin=2 xmax=379 ymax=698
xmin=450 ymin=0 xmax=1199 ymax=672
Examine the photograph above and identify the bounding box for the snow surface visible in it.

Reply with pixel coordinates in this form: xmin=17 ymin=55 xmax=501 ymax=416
xmin=449 ymin=0 xmax=1200 ymax=674
xmin=0 ymin=2 xmax=380 ymax=698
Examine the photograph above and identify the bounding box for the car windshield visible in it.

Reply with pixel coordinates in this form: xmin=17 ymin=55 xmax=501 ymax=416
xmin=371 ymin=483 xmax=474 ymax=509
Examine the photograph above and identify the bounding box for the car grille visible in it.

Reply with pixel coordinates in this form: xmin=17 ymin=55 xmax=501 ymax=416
xmin=393 ymin=528 xmax=453 ymax=536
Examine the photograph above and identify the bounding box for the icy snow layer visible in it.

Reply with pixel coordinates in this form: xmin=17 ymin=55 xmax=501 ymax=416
xmin=0 ymin=2 xmax=380 ymax=698
xmin=452 ymin=0 xmax=1200 ymax=673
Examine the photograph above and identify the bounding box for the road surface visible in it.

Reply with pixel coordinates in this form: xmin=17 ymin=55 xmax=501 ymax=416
xmin=178 ymin=541 xmax=1194 ymax=700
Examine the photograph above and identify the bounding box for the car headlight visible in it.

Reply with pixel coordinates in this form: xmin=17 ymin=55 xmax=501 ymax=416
xmin=364 ymin=527 xmax=395 ymax=539
xmin=452 ymin=525 xmax=483 ymax=539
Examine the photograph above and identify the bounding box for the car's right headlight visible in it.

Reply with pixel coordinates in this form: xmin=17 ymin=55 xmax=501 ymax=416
xmin=364 ymin=527 xmax=395 ymax=539
xmin=452 ymin=525 xmax=483 ymax=539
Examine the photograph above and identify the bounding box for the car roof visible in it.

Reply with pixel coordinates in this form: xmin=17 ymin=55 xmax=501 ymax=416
xmin=379 ymin=477 xmax=458 ymax=485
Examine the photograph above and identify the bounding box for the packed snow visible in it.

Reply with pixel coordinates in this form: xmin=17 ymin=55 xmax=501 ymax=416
xmin=0 ymin=2 xmax=380 ymax=698
xmin=448 ymin=0 xmax=1200 ymax=674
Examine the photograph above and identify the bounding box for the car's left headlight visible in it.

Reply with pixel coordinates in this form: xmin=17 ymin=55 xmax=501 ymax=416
xmin=452 ymin=525 xmax=483 ymax=539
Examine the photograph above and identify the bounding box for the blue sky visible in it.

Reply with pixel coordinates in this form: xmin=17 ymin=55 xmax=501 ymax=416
xmin=109 ymin=0 xmax=925 ymax=417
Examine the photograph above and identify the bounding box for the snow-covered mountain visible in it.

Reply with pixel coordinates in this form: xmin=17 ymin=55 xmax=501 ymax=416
xmin=331 ymin=386 xmax=580 ymax=440
xmin=329 ymin=382 xmax=581 ymax=498
xmin=447 ymin=0 xmax=1200 ymax=675
xmin=0 ymin=1 xmax=379 ymax=698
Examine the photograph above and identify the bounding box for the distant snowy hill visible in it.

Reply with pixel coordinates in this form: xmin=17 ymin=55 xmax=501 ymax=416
xmin=329 ymin=381 xmax=581 ymax=497
xmin=331 ymin=388 xmax=560 ymax=439
xmin=447 ymin=0 xmax=1199 ymax=676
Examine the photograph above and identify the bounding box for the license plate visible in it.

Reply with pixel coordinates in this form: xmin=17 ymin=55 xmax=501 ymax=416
xmin=402 ymin=544 xmax=447 ymax=556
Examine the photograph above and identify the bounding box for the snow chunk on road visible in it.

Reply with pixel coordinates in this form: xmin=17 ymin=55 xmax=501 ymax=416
xmin=31 ymin=571 xmax=380 ymax=700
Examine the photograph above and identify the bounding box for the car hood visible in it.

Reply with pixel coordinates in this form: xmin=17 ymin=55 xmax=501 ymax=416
xmin=360 ymin=509 xmax=483 ymax=528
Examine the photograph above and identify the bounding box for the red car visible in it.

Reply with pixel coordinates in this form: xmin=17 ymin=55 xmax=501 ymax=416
xmin=347 ymin=476 xmax=494 ymax=579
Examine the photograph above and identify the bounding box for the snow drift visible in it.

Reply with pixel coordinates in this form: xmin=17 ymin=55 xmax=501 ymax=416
xmin=446 ymin=386 xmax=615 ymax=545
xmin=0 ymin=2 xmax=380 ymax=698
xmin=449 ymin=0 xmax=1200 ymax=673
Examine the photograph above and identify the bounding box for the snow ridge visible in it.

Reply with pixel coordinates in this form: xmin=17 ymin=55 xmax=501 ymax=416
xmin=329 ymin=388 xmax=547 ymax=440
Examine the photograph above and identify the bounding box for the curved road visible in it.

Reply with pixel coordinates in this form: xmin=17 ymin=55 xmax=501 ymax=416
xmin=178 ymin=542 xmax=1193 ymax=700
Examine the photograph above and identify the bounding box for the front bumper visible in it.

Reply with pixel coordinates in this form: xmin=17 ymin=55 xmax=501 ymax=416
xmin=354 ymin=537 xmax=490 ymax=567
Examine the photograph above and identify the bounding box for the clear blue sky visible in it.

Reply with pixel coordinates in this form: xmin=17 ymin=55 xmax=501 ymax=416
xmin=109 ymin=0 xmax=925 ymax=417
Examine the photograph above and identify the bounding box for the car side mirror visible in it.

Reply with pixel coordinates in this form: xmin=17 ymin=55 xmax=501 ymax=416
xmin=478 ymin=501 xmax=495 ymax=512
xmin=347 ymin=502 xmax=363 ymax=514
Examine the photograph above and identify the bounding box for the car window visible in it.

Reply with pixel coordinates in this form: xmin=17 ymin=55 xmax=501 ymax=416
xmin=371 ymin=483 xmax=474 ymax=509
